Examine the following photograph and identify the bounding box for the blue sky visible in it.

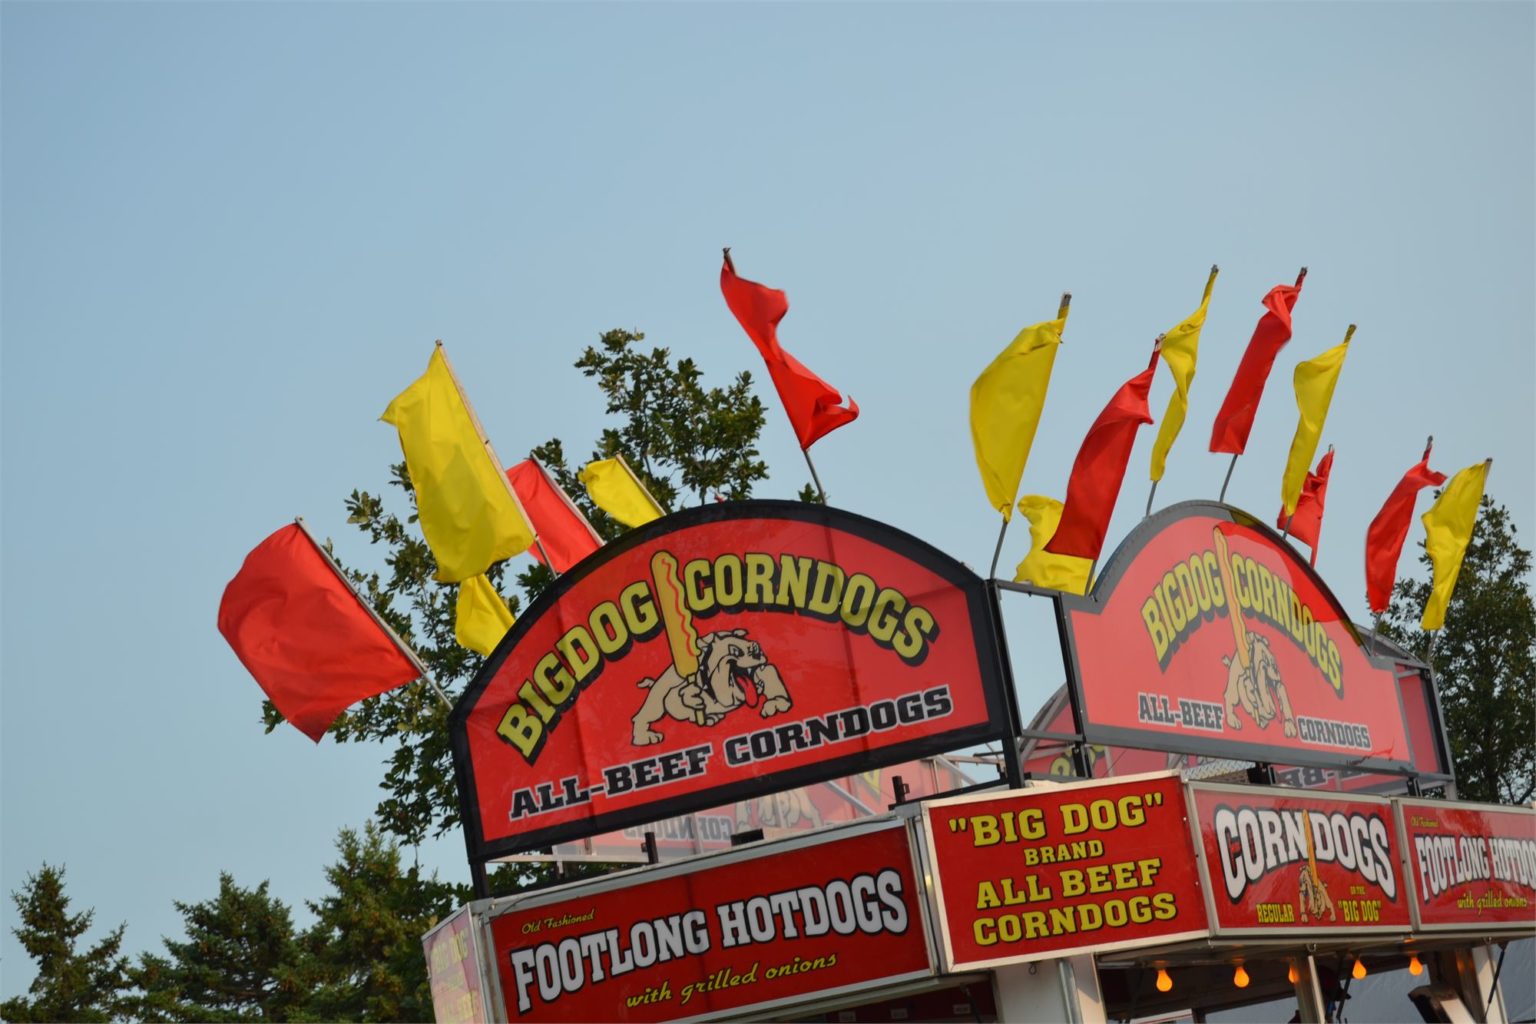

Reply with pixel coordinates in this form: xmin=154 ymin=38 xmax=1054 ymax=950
xmin=3 ymin=1 xmax=1531 ymax=999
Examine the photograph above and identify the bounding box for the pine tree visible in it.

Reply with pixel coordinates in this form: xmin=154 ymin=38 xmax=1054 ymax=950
xmin=126 ymin=874 xmax=309 ymax=1022
xmin=1 ymin=864 xmax=129 ymax=1022
xmin=299 ymin=824 xmax=464 ymax=1022
xmin=1379 ymin=494 xmax=1536 ymax=804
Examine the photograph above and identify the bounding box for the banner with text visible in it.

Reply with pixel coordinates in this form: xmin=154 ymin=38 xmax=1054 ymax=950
xmin=487 ymin=823 xmax=932 ymax=1021
xmin=451 ymin=501 xmax=1006 ymax=860
xmin=1191 ymin=784 xmax=1410 ymax=935
xmin=1063 ymin=503 xmax=1416 ymax=773
xmin=922 ymin=773 xmax=1208 ymax=970
xmin=1398 ymin=799 xmax=1536 ymax=930
xmin=422 ymin=906 xmax=489 ymax=1024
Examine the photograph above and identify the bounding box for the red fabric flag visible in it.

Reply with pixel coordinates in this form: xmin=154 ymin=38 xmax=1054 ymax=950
xmin=1365 ymin=446 xmax=1447 ymax=614
xmin=1209 ymin=275 xmax=1305 ymax=454
xmin=217 ymin=524 xmax=421 ymax=742
xmin=506 ymin=459 xmax=602 ymax=573
xmin=720 ymin=252 xmax=859 ymax=449
xmin=1046 ymin=348 xmax=1160 ymax=560
xmin=1277 ymin=447 xmax=1333 ymax=564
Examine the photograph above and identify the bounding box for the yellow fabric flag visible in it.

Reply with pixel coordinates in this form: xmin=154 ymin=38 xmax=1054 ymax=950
xmin=455 ymin=574 xmax=515 ymax=656
xmin=1149 ymin=267 xmax=1218 ymax=483
xmin=1420 ymin=460 xmax=1490 ymax=630
xmin=970 ymin=308 xmax=1067 ymax=520
xmin=1013 ymin=495 xmax=1092 ymax=595
xmin=1280 ymin=330 xmax=1352 ymax=517
xmin=381 ymin=346 xmax=536 ymax=582
xmin=580 ymin=456 xmax=664 ymax=528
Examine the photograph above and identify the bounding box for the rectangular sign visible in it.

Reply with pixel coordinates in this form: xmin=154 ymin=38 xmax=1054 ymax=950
xmin=452 ymin=502 xmax=1008 ymax=860
xmin=487 ymin=823 xmax=932 ymax=1021
xmin=1061 ymin=506 xmax=1416 ymax=774
xmin=1190 ymin=783 xmax=1411 ymax=935
xmin=1397 ymin=799 xmax=1536 ymax=930
xmin=922 ymin=773 xmax=1208 ymax=970
xmin=422 ymin=906 xmax=490 ymax=1024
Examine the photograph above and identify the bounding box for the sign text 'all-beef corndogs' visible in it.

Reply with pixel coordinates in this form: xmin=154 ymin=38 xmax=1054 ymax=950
xmin=450 ymin=502 xmax=1007 ymax=860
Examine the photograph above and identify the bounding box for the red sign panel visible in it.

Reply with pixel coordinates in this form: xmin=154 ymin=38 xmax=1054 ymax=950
xmin=422 ymin=907 xmax=489 ymax=1024
xmin=923 ymin=773 xmax=1208 ymax=970
xmin=487 ymin=824 xmax=931 ymax=1021
xmin=451 ymin=502 xmax=1005 ymax=860
xmin=1191 ymin=784 xmax=1410 ymax=934
xmin=1065 ymin=504 xmax=1415 ymax=772
xmin=1398 ymin=799 xmax=1536 ymax=930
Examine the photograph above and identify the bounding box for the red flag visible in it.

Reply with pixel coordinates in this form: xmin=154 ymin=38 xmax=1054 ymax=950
xmin=217 ymin=523 xmax=421 ymax=742
xmin=1277 ymin=447 xmax=1333 ymax=564
xmin=506 ymin=459 xmax=602 ymax=573
xmin=1046 ymin=347 xmax=1160 ymax=560
xmin=1209 ymin=273 xmax=1306 ymax=454
xmin=1365 ymin=444 xmax=1447 ymax=613
xmin=720 ymin=251 xmax=858 ymax=449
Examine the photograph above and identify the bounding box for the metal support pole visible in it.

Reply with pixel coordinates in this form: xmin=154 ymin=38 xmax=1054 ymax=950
xmin=1219 ymin=454 xmax=1238 ymax=503
xmin=801 ymin=447 xmax=827 ymax=503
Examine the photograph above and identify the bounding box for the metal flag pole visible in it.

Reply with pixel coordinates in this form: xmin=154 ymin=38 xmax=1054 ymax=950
xmin=988 ymin=516 xmax=1009 ymax=580
xmin=802 ymin=448 xmax=827 ymax=503
xmin=293 ymin=516 xmax=452 ymax=710
xmin=1218 ymin=454 xmax=1239 ymax=503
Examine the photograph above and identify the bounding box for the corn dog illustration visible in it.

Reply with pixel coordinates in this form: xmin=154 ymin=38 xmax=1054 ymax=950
xmin=1214 ymin=526 xmax=1296 ymax=735
xmin=630 ymin=551 xmax=793 ymax=745
xmin=1298 ymin=809 xmax=1336 ymax=922
xmin=650 ymin=552 xmax=702 ymax=721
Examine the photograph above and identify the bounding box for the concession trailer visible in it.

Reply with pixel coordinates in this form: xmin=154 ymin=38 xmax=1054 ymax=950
xmin=424 ymin=500 xmax=1534 ymax=1023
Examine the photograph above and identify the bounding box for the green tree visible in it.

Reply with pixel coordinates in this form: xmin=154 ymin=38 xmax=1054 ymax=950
xmin=267 ymin=330 xmax=776 ymax=850
xmin=1 ymin=864 xmax=129 ymax=1023
xmin=127 ymin=874 xmax=309 ymax=1022
xmin=1378 ymin=494 xmax=1536 ymax=804
xmin=299 ymin=824 xmax=464 ymax=1023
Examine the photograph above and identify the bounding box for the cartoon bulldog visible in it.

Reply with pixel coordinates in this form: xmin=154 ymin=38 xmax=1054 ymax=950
xmin=1223 ymin=632 xmax=1297 ymax=737
xmin=1298 ymin=864 xmax=1337 ymax=923
xmin=631 ymin=629 xmax=792 ymax=746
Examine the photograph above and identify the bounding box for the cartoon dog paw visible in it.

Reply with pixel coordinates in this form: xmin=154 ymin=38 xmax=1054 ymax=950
xmin=633 ymin=726 xmax=664 ymax=746
xmin=760 ymin=695 xmax=791 ymax=718
xmin=1283 ymin=719 xmax=1297 ymax=738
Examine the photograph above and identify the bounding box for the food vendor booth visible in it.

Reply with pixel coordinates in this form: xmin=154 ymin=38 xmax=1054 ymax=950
xmin=424 ymin=501 xmax=1534 ymax=1022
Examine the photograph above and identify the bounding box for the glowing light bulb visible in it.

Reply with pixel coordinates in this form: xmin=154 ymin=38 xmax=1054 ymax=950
xmin=1352 ymin=958 xmax=1368 ymax=980
xmin=1233 ymin=964 xmax=1250 ymax=988
xmin=1156 ymin=968 xmax=1173 ymax=993
xmin=1287 ymin=963 xmax=1298 ymax=984
xmin=1409 ymin=955 xmax=1424 ymax=976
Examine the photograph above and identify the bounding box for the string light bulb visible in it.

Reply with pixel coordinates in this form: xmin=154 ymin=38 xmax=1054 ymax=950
xmin=1287 ymin=962 xmax=1298 ymax=984
xmin=1409 ymin=954 xmax=1424 ymax=976
xmin=1233 ymin=964 xmax=1251 ymax=988
xmin=1156 ymin=968 xmax=1173 ymax=993
xmin=1352 ymin=957 xmax=1368 ymax=980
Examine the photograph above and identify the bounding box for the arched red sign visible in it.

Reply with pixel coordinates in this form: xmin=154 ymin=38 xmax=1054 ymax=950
xmin=1061 ymin=502 xmax=1419 ymax=774
xmin=451 ymin=501 xmax=1009 ymax=861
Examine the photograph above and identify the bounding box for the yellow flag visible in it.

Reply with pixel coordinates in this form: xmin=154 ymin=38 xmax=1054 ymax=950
xmin=1149 ymin=267 xmax=1218 ymax=483
xmin=970 ymin=306 xmax=1068 ymax=520
xmin=1280 ymin=329 xmax=1352 ymax=517
xmin=580 ymin=456 xmax=663 ymax=528
xmin=1013 ymin=495 xmax=1092 ymax=595
xmin=1420 ymin=460 xmax=1490 ymax=630
xmin=381 ymin=346 xmax=536 ymax=582
xmin=455 ymin=574 xmax=515 ymax=656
